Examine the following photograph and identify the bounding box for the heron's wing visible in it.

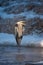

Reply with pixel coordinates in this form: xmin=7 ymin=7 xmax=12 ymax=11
xmin=14 ymin=27 xmax=17 ymax=36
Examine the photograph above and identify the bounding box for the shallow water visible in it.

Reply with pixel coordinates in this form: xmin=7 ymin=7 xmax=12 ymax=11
xmin=0 ymin=46 xmax=43 ymax=65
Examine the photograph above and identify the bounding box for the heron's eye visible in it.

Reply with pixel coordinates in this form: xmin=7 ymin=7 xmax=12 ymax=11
xmin=15 ymin=24 xmax=18 ymax=27
xmin=22 ymin=25 xmax=25 ymax=28
xmin=23 ymin=25 xmax=24 ymax=26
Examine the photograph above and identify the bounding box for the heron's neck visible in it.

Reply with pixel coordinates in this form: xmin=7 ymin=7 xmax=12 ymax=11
xmin=17 ymin=24 xmax=23 ymax=37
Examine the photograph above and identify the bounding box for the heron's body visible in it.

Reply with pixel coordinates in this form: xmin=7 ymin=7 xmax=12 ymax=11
xmin=15 ymin=21 xmax=26 ymax=46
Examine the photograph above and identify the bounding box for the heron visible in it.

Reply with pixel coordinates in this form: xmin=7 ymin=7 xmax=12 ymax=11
xmin=14 ymin=21 xmax=26 ymax=46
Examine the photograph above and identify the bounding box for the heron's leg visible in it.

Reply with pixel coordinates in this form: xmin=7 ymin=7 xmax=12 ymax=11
xmin=16 ymin=36 xmax=22 ymax=46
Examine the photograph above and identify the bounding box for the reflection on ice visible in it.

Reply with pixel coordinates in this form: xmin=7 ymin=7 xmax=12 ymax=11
xmin=0 ymin=47 xmax=43 ymax=64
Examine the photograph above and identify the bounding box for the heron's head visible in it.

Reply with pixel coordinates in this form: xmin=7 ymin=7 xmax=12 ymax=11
xmin=15 ymin=21 xmax=26 ymax=28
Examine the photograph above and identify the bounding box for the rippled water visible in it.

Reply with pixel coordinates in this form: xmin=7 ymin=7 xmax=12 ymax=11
xmin=0 ymin=46 xmax=43 ymax=65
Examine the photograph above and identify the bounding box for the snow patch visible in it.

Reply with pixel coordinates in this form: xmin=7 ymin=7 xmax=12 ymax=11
xmin=21 ymin=34 xmax=43 ymax=46
xmin=0 ymin=7 xmax=43 ymax=19
xmin=19 ymin=11 xmax=38 ymax=19
xmin=0 ymin=33 xmax=16 ymax=44
xmin=0 ymin=33 xmax=43 ymax=46
xmin=0 ymin=12 xmax=14 ymax=19
xmin=0 ymin=7 xmax=5 ymax=11
xmin=34 ymin=61 xmax=43 ymax=64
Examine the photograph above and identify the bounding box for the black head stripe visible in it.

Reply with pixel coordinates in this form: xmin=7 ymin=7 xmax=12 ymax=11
xmin=15 ymin=24 xmax=18 ymax=27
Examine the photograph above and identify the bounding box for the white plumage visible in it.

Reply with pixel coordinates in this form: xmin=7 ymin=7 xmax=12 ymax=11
xmin=15 ymin=21 xmax=26 ymax=46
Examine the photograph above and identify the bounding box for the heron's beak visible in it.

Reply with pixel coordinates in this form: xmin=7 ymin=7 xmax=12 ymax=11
xmin=16 ymin=21 xmax=26 ymax=25
xmin=20 ymin=21 xmax=26 ymax=26
xmin=22 ymin=22 xmax=26 ymax=26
